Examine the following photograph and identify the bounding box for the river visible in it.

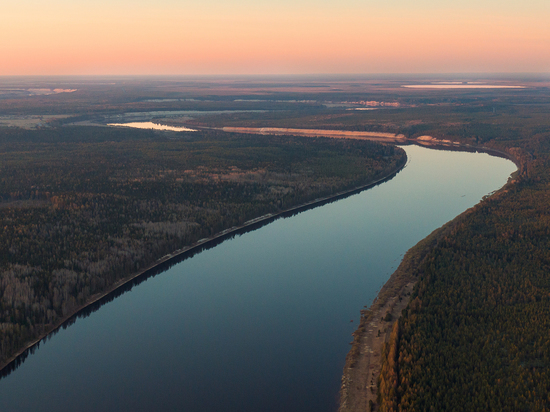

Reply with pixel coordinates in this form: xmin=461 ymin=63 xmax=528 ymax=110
xmin=0 ymin=145 xmax=516 ymax=412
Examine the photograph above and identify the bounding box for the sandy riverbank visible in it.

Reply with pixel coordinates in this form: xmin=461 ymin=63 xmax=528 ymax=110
xmin=221 ymin=127 xmax=407 ymax=143
xmin=338 ymin=208 xmax=469 ymax=412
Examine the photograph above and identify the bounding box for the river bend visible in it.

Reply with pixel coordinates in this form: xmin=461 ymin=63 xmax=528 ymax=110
xmin=0 ymin=146 xmax=516 ymax=412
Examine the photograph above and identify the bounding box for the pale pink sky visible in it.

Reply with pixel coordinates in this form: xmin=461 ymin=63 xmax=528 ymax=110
xmin=1 ymin=0 xmax=549 ymax=75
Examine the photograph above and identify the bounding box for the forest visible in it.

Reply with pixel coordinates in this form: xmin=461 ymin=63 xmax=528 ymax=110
xmin=2 ymin=76 xmax=550 ymax=410
xmin=371 ymin=91 xmax=550 ymax=411
xmin=0 ymin=123 xmax=405 ymax=369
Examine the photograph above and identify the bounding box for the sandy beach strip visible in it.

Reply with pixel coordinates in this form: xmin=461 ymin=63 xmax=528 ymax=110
xmin=221 ymin=127 xmax=407 ymax=142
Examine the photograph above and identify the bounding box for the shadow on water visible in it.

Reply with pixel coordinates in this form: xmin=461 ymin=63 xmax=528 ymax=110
xmin=0 ymin=163 xmax=406 ymax=381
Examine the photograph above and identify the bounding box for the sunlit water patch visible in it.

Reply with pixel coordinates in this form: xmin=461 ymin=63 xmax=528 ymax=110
xmin=108 ymin=121 xmax=197 ymax=132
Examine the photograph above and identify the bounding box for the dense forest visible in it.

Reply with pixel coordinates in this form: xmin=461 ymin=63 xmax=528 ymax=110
xmin=3 ymin=77 xmax=550 ymax=410
xmin=374 ymin=95 xmax=550 ymax=411
xmin=0 ymin=125 xmax=405 ymax=369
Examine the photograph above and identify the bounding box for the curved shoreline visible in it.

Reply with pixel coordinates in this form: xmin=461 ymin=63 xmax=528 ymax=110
xmin=0 ymin=131 xmax=523 ymax=395
xmin=0 ymin=158 xmax=407 ymax=378
xmin=338 ymin=144 xmax=521 ymax=412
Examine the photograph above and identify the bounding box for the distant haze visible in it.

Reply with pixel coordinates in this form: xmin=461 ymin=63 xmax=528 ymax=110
xmin=1 ymin=0 xmax=549 ymax=75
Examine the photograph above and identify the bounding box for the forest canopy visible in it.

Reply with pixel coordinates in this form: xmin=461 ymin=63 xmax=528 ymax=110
xmin=0 ymin=125 xmax=405 ymax=368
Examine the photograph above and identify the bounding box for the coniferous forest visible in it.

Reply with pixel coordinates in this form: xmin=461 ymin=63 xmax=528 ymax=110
xmin=0 ymin=123 xmax=404 ymax=368
xmin=372 ymin=93 xmax=550 ymax=411
xmin=2 ymin=76 xmax=550 ymax=411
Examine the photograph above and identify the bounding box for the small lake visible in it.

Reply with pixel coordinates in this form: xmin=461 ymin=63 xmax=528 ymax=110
xmin=0 ymin=146 xmax=516 ymax=412
xmin=108 ymin=122 xmax=197 ymax=132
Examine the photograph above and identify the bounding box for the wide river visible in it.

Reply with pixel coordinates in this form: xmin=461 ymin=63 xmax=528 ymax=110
xmin=0 ymin=145 xmax=516 ymax=412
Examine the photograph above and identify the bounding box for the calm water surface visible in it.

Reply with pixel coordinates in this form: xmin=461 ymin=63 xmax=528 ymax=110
xmin=108 ymin=122 xmax=197 ymax=132
xmin=0 ymin=146 xmax=516 ymax=412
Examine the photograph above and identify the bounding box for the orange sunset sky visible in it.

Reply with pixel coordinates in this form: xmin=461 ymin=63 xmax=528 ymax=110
xmin=1 ymin=0 xmax=549 ymax=75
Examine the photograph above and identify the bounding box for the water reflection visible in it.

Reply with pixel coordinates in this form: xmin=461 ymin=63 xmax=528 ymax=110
xmin=108 ymin=121 xmax=197 ymax=132
xmin=0 ymin=146 xmax=517 ymax=412
xmin=0 ymin=167 xmax=401 ymax=380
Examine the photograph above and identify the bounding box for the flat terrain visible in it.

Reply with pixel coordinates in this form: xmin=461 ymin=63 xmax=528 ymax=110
xmin=0 ymin=120 xmax=405 ymax=372
xmin=220 ymin=127 xmax=407 ymax=143
xmin=1 ymin=75 xmax=550 ymax=411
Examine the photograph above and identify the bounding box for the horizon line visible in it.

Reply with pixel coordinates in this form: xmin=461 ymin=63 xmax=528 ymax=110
xmin=0 ymin=72 xmax=549 ymax=79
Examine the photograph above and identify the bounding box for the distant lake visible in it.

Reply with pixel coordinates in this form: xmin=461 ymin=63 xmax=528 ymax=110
xmin=0 ymin=146 xmax=516 ymax=412
xmin=402 ymin=85 xmax=524 ymax=89
xmin=108 ymin=121 xmax=197 ymax=132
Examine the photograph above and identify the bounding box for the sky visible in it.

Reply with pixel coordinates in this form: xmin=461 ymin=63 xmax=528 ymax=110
xmin=1 ymin=0 xmax=549 ymax=75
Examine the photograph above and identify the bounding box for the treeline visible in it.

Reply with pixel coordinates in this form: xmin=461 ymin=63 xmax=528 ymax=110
xmin=0 ymin=126 xmax=405 ymax=367
xmin=376 ymin=96 xmax=550 ymax=411
xmin=0 ymin=89 xmax=322 ymax=116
